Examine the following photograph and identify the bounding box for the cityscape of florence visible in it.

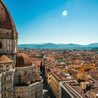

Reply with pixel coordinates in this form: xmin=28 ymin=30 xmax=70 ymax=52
xmin=0 ymin=0 xmax=98 ymax=98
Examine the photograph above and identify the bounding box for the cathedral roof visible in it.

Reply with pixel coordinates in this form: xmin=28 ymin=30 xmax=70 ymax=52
xmin=0 ymin=1 xmax=18 ymax=39
xmin=0 ymin=55 xmax=12 ymax=64
xmin=16 ymin=53 xmax=32 ymax=67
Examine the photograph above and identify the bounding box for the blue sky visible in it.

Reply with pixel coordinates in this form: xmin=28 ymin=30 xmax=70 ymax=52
xmin=4 ymin=0 xmax=98 ymax=45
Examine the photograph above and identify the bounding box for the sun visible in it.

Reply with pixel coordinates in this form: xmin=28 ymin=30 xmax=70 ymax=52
xmin=62 ymin=10 xmax=68 ymax=17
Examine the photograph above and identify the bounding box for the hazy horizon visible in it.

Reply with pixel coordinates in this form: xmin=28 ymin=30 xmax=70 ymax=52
xmin=5 ymin=0 xmax=98 ymax=45
xmin=18 ymin=42 xmax=98 ymax=46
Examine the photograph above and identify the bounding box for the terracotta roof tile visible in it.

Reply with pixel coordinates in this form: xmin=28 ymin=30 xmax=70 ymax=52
xmin=0 ymin=1 xmax=14 ymax=29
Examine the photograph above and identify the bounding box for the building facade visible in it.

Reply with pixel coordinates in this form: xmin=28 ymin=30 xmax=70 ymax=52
xmin=46 ymin=72 xmax=61 ymax=98
xmin=0 ymin=1 xmax=43 ymax=98
xmin=0 ymin=55 xmax=14 ymax=98
xmin=59 ymin=81 xmax=84 ymax=98
xmin=0 ymin=0 xmax=17 ymax=98
xmin=14 ymin=53 xmax=43 ymax=98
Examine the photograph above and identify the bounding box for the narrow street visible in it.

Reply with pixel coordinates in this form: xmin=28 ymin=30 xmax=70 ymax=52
xmin=40 ymin=62 xmax=56 ymax=98
xmin=42 ymin=73 xmax=56 ymax=98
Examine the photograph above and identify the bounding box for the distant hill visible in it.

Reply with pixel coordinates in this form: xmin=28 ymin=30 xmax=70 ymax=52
xmin=86 ymin=43 xmax=98 ymax=47
xmin=18 ymin=43 xmax=98 ymax=50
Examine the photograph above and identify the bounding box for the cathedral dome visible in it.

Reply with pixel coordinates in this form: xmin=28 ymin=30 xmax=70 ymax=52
xmin=0 ymin=1 xmax=17 ymax=39
xmin=16 ymin=53 xmax=32 ymax=67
